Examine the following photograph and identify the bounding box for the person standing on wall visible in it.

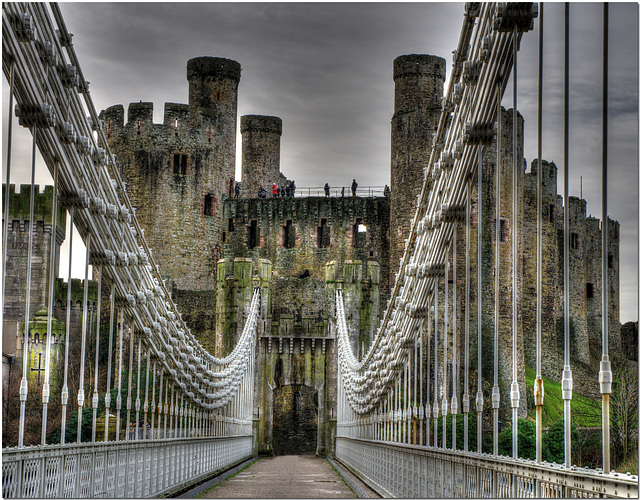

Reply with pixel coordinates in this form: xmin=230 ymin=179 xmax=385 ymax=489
xmin=324 ymin=183 xmax=330 ymax=197
xmin=384 ymin=184 xmax=390 ymax=197
xmin=290 ymin=180 xmax=296 ymax=197
xmin=234 ymin=183 xmax=240 ymax=199
xmin=272 ymin=183 xmax=278 ymax=197
xmin=351 ymin=179 xmax=358 ymax=197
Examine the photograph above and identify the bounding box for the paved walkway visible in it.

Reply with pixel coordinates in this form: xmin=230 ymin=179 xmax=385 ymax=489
xmin=199 ymin=455 xmax=358 ymax=498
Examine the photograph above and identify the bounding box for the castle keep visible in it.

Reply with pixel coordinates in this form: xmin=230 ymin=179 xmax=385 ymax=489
xmin=3 ymin=52 xmax=621 ymax=452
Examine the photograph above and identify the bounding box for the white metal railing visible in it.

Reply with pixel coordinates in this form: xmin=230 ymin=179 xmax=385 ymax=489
xmin=336 ymin=437 xmax=639 ymax=499
xmin=2 ymin=435 xmax=252 ymax=498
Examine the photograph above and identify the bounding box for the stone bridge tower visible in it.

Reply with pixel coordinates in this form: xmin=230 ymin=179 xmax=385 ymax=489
xmin=390 ymin=54 xmax=445 ymax=278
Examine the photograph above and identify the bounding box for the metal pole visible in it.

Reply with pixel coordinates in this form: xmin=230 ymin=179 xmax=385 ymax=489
xmin=511 ymin=24 xmax=521 ymax=460
xmin=420 ymin=319 xmax=424 ymax=446
xmin=599 ymin=1 xmax=612 ymax=474
xmin=493 ymin=85 xmax=502 ymax=457
xmin=135 ymin=337 xmax=142 ymax=439
xmin=21 ymin=128 xmax=37 ymax=446
xmin=464 ymin=179 xmax=471 ymax=452
xmin=561 ymin=2 xmax=573 ymax=469
xmin=433 ymin=283 xmax=439 ymax=447
xmin=104 ymin=284 xmax=115 ymax=441
xmin=60 ymin=207 xmax=74 ymax=445
xmin=535 ymin=1 xmax=546 ymax=466
xmin=143 ymin=349 xmax=150 ymax=439
xmin=91 ymin=266 xmax=102 ymax=442
xmin=150 ymin=361 xmax=156 ymax=439
xmin=116 ymin=309 xmax=124 ymax=441
xmin=43 ymin=163 xmax=58 ymax=446
xmin=77 ymin=233 xmax=91 ymax=443
xmin=126 ymin=326 xmax=134 ymax=439
xmin=2 ymin=61 xmax=15 ymax=304
xmin=452 ymin=226 xmax=458 ymax=450
xmin=426 ymin=301 xmax=431 ymax=446
xmin=477 ymin=145 xmax=484 ymax=454
xmin=443 ymin=259 xmax=449 ymax=448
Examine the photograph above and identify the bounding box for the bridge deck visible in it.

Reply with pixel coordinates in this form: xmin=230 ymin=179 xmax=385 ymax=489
xmin=198 ymin=455 xmax=369 ymax=498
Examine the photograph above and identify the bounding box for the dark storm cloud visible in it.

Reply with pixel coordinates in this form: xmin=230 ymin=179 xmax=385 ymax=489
xmin=3 ymin=3 xmax=637 ymax=322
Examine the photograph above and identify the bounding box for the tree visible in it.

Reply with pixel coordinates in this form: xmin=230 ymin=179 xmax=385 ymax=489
xmin=610 ymin=362 xmax=639 ymax=468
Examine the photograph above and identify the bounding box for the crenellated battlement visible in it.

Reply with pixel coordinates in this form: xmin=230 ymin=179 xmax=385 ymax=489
xmin=2 ymin=184 xmax=66 ymax=235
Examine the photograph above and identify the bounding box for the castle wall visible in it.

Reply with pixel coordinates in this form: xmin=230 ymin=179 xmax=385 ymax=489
xmin=222 ymin=196 xmax=390 ymax=294
xmin=390 ymin=54 xmax=446 ymax=279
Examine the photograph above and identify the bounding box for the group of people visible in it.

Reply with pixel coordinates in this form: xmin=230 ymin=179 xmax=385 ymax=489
xmin=267 ymin=180 xmax=296 ymax=198
xmin=241 ymin=179 xmax=392 ymax=199
xmin=322 ymin=180 xmax=391 ymax=198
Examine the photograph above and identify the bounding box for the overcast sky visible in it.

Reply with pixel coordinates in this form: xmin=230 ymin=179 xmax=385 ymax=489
xmin=2 ymin=2 xmax=638 ymax=323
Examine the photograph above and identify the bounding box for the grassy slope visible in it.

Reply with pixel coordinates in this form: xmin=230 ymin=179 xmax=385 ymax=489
xmin=525 ymin=365 xmax=601 ymax=427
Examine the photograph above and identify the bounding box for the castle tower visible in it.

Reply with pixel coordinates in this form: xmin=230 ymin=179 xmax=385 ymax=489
xmin=101 ymin=56 xmax=241 ymax=295
xmin=240 ymin=115 xmax=285 ymax=197
xmin=187 ymin=56 xmax=241 ymax=192
xmin=390 ymin=54 xmax=446 ymax=278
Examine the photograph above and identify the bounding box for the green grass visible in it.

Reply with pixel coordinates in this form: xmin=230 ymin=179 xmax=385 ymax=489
xmin=525 ymin=366 xmax=601 ymax=427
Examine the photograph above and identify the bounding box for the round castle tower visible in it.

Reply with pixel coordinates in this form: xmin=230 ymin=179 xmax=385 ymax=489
xmin=187 ymin=57 xmax=241 ymax=191
xmin=390 ymin=54 xmax=445 ymax=277
xmin=241 ymin=115 xmax=284 ymax=196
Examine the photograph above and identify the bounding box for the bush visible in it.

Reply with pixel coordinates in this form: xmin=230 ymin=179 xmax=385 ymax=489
xmin=498 ymin=419 xmax=537 ymax=459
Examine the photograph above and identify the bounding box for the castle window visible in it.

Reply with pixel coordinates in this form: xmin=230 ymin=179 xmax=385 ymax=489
xmin=317 ymin=218 xmax=330 ymax=248
xmin=586 ymin=282 xmax=594 ymax=299
xmin=492 ymin=218 xmax=507 ymax=243
xmin=549 ymin=203 xmax=555 ymax=223
xmin=353 ymin=218 xmax=366 ymax=248
xmin=248 ymin=220 xmax=260 ymax=249
xmin=173 ymin=154 xmax=188 ymax=175
xmin=216 ymin=91 xmax=222 ymax=101
xmin=570 ymin=232 xmax=580 ymax=250
xmin=283 ymin=220 xmax=295 ymax=249
xmin=204 ymin=194 xmax=217 ymax=217
xmin=222 ymin=232 xmax=226 ymax=243
xmin=228 ymin=218 xmax=235 ymax=232
xmin=608 ymin=255 xmax=614 ymax=269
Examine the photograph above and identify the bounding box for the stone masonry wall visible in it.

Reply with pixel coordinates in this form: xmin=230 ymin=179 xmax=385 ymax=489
xmin=222 ymin=196 xmax=390 ymax=296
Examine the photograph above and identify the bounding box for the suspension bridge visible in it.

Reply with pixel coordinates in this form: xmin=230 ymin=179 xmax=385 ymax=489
xmin=2 ymin=2 xmax=638 ymax=498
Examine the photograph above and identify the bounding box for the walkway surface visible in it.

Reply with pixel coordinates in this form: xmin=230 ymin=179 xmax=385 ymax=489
xmin=199 ymin=455 xmax=361 ymax=498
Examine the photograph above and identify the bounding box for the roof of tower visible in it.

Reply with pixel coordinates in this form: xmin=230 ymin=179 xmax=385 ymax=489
xmin=241 ymin=115 xmax=282 ymax=135
xmin=187 ymin=57 xmax=241 ymax=82
xmin=393 ymin=54 xmax=446 ymax=80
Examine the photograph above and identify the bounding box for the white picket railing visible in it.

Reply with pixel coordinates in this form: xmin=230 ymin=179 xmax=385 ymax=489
xmin=2 ymin=435 xmax=253 ymax=498
xmin=336 ymin=437 xmax=639 ymax=498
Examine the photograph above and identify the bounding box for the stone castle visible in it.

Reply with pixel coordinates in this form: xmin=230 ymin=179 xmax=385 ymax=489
xmin=3 ymin=54 xmax=621 ymax=453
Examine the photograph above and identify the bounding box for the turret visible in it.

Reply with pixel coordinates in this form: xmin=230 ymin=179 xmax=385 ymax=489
xmin=390 ymin=54 xmax=446 ymax=277
xmin=241 ymin=115 xmax=284 ymax=197
xmin=187 ymin=56 xmax=241 ymax=188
